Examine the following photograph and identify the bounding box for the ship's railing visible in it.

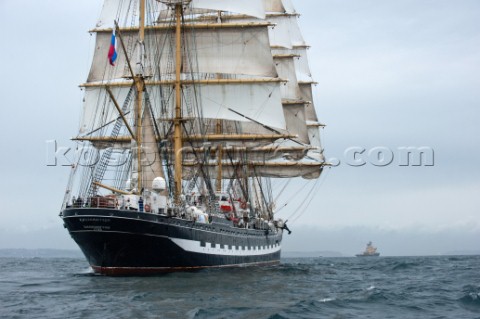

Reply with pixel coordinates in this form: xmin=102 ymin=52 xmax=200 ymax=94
xmin=65 ymin=196 xmax=275 ymax=231
xmin=67 ymin=196 xmax=166 ymax=215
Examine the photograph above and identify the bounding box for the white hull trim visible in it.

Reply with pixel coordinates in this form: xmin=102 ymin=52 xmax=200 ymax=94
xmin=171 ymin=238 xmax=281 ymax=256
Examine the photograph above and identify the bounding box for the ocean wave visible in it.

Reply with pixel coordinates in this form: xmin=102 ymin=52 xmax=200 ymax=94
xmin=2 ymin=256 xmax=479 ymax=319
xmin=276 ymin=263 xmax=312 ymax=275
xmin=319 ymin=297 xmax=336 ymax=303
xmin=187 ymin=307 xmax=291 ymax=319
xmin=390 ymin=261 xmax=421 ymax=271
xmin=459 ymin=292 xmax=480 ymax=304
xmin=458 ymin=285 xmax=480 ymax=310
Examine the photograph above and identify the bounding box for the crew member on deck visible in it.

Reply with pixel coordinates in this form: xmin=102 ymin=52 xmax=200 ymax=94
xmin=139 ymin=197 xmax=144 ymax=212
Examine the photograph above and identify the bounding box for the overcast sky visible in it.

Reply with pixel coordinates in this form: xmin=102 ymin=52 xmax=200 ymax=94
xmin=0 ymin=0 xmax=479 ymax=256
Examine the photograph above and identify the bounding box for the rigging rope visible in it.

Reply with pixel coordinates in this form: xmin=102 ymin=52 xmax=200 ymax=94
xmin=290 ymin=167 xmax=331 ymax=225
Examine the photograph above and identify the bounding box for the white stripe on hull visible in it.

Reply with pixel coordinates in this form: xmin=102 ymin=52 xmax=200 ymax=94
xmin=170 ymin=238 xmax=281 ymax=256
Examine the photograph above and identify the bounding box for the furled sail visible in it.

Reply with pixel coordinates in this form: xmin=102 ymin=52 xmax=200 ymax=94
xmin=182 ymin=159 xmax=323 ymax=180
xmin=141 ymin=105 xmax=165 ymax=184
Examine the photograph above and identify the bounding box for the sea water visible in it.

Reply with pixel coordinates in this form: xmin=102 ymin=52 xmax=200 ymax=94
xmin=0 ymin=255 xmax=479 ymax=318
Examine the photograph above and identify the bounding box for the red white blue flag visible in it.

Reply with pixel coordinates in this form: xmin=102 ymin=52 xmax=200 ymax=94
xmin=108 ymin=30 xmax=118 ymax=66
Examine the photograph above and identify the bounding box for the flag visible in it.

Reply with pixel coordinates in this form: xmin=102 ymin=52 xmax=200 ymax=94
xmin=108 ymin=30 xmax=118 ymax=66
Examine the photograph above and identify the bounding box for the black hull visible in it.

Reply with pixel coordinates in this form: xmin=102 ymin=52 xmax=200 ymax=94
xmin=62 ymin=208 xmax=283 ymax=275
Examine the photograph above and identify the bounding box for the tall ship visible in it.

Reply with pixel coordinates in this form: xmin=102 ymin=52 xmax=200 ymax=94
xmin=60 ymin=0 xmax=326 ymax=275
xmin=356 ymin=242 xmax=380 ymax=257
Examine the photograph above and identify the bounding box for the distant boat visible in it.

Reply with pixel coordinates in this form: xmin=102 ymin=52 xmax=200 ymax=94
xmin=356 ymin=241 xmax=380 ymax=257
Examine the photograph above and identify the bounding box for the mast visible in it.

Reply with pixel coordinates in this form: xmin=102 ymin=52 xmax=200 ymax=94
xmin=174 ymin=3 xmax=183 ymax=204
xmin=216 ymin=119 xmax=223 ymax=193
xmin=134 ymin=0 xmax=146 ymax=195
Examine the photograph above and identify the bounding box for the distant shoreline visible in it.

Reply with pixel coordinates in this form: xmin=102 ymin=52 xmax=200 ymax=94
xmin=0 ymin=249 xmax=83 ymax=258
xmin=1 ymin=249 xmax=478 ymax=259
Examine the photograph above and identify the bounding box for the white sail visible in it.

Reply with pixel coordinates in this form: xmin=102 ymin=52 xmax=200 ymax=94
xmin=88 ymin=25 xmax=276 ymax=83
xmin=293 ymin=47 xmax=314 ymax=83
xmin=264 ymin=0 xmax=285 ymax=13
xmin=263 ymin=0 xmax=296 ymax=14
xmin=192 ymin=0 xmax=266 ymax=19
xmin=274 ymin=56 xmax=300 ymax=100
xmin=88 ymin=31 xmax=143 ymax=83
xmin=183 ymin=26 xmax=277 ymax=77
xmin=96 ymin=0 xmax=134 ymax=28
xmin=273 ymin=48 xmax=318 ymax=122
xmin=79 ymin=86 xmax=134 ymax=134
xmin=299 ymin=83 xmax=318 ymax=122
xmin=96 ymin=0 xmax=164 ymax=28
xmin=279 ymin=0 xmax=296 ymax=14
xmin=267 ymin=14 xmax=306 ymax=49
xmin=207 ymin=5 xmax=324 ymax=157
xmin=283 ymin=103 xmax=309 ymax=144
xmin=192 ymin=82 xmax=286 ymax=130
xmin=272 ymin=46 xmax=320 ymax=136
xmin=298 ymin=82 xmax=313 ymax=103
xmin=79 ymin=81 xmax=286 ymax=132
xmin=159 ymin=0 xmax=290 ymax=18
xmin=307 ymin=123 xmax=323 ymax=149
